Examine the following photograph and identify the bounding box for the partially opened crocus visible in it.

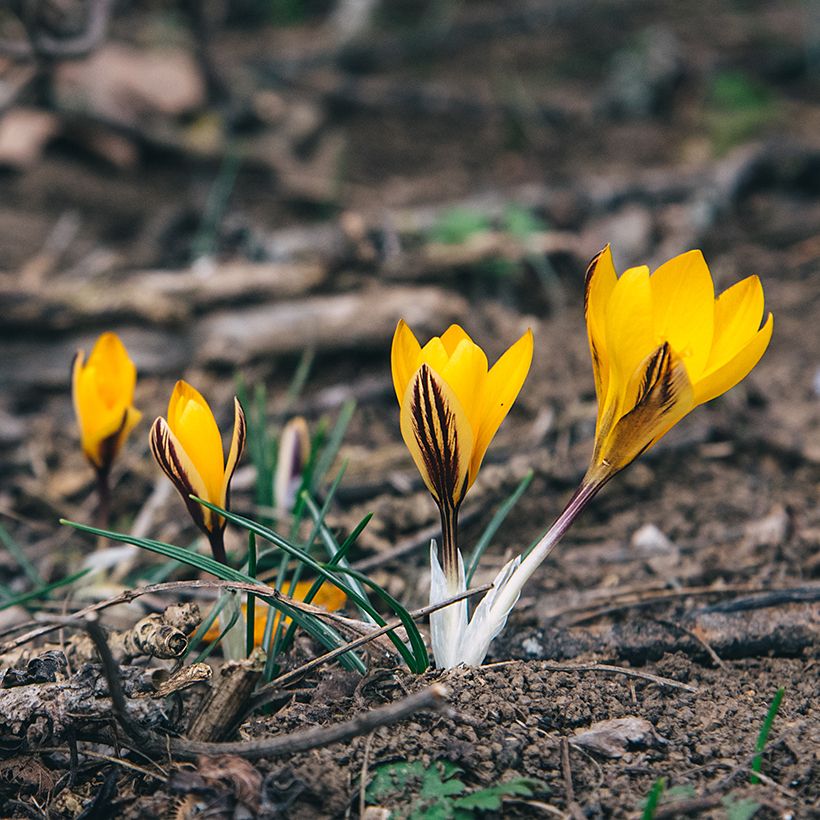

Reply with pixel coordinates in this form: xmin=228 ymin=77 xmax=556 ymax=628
xmin=150 ymin=381 xmax=246 ymax=564
xmin=72 ymin=331 xmax=142 ymax=475
xmin=391 ymin=320 xmax=532 ymax=666
xmin=73 ymin=332 xmax=142 ymax=527
xmin=450 ymin=247 xmax=774 ymax=668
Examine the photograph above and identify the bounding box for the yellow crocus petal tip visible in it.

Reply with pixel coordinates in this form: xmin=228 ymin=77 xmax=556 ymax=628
xmin=585 ymin=248 xmax=772 ymax=481
xmin=71 ymin=331 xmax=140 ymax=472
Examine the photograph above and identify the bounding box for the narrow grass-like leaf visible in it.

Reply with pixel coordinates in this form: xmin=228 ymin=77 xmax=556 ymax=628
xmin=281 ymin=510 xmax=375 ymax=652
xmin=310 ymin=398 xmax=355 ymax=494
xmin=465 ymin=470 xmax=533 ymax=585
xmin=246 ymin=532 xmax=257 ymax=658
xmin=269 ymin=466 xmax=347 ymax=664
xmin=60 ymin=518 xmax=365 ymax=673
xmin=330 ymin=566 xmax=428 ymax=672
xmin=641 ymin=778 xmax=665 ymax=820
xmin=303 ymin=495 xmax=375 ymax=620
xmin=285 ymin=347 xmax=315 ymax=406
xmin=0 ymin=569 xmax=90 ymax=612
xmin=751 ymin=687 xmax=785 ymax=784
xmin=192 ymin=499 xmax=426 ymax=672
xmin=195 ymin=600 xmax=241 ymax=663
xmin=0 ymin=523 xmax=43 ymax=586
xmin=184 ymin=593 xmax=228 ymax=659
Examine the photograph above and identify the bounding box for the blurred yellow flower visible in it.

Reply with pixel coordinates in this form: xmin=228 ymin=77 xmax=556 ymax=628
xmin=391 ymin=321 xmax=533 ymax=508
xmin=584 ymin=246 xmax=773 ymax=479
xmin=72 ymin=332 xmax=142 ymax=473
xmin=150 ymin=380 xmax=245 ymax=560
xmin=202 ymin=580 xmax=346 ymax=645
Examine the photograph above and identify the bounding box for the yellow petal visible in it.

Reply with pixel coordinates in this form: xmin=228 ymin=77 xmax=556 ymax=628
xmin=400 ymin=364 xmax=473 ymax=507
xmin=440 ymin=337 xmax=488 ymax=438
xmin=113 ymin=405 xmax=143 ymax=455
xmin=418 ymin=336 xmax=451 ymax=375
xmin=470 ymin=329 xmax=533 ymax=485
xmin=439 ymin=324 xmax=472 ymax=356
xmin=593 ymin=343 xmax=695 ymax=476
xmin=604 ymin=265 xmax=654 ymax=408
xmin=221 ymin=397 xmax=247 ymax=509
xmin=649 ymin=250 xmax=715 ymax=379
xmin=74 ymin=359 xmax=129 ymax=466
xmin=693 ymin=313 xmax=773 ymax=405
xmin=391 ymin=320 xmax=422 ymax=405
xmin=87 ymin=332 xmax=137 ymax=408
xmin=584 ymin=246 xmax=617 ymax=405
xmin=150 ymin=416 xmax=216 ymax=533
xmin=167 ymin=381 xmax=225 ymax=505
xmin=703 ymin=275 xmax=765 ymax=374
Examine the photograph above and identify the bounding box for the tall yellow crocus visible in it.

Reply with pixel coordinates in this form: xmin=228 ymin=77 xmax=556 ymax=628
xmin=72 ymin=331 xmax=142 ymax=476
xmin=391 ymin=321 xmax=532 ymax=589
xmin=439 ymin=247 xmax=774 ymax=669
xmin=150 ymin=380 xmax=246 ymax=563
xmin=584 ymin=246 xmax=773 ymax=481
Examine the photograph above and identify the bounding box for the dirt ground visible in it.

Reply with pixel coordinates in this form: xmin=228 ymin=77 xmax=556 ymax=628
xmin=0 ymin=0 xmax=818 ymax=817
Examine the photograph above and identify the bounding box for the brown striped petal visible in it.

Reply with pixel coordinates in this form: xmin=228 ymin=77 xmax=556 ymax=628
xmin=400 ymin=363 xmax=473 ymax=509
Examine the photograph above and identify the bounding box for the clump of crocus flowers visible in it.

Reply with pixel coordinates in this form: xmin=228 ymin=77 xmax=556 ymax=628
xmin=393 ymin=247 xmax=772 ymax=667
xmin=71 ymin=245 xmax=772 ymax=671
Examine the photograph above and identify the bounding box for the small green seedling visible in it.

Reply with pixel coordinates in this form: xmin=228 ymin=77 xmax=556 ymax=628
xmin=751 ymin=687 xmax=785 ymax=784
xmin=366 ymin=760 xmax=542 ymax=819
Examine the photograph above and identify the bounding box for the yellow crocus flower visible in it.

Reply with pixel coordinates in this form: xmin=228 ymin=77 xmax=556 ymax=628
xmin=391 ymin=321 xmax=533 ymax=508
xmin=72 ymin=331 xmax=142 ymax=473
xmin=150 ymin=380 xmax=246 ymax=562
xmin=584 ymin=246 xmax=773 ymax=479
xmin=391 ymin=320 xmax=532 ymax=629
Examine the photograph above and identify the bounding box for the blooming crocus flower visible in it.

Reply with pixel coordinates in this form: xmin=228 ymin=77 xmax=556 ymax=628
xmin=391 ymin=320 xmax=532 ymax=667
xmin=448 ymin=247 xmax=773 ymax=669
xmin=583 ymin=246 xmax=773 ymax=481
xmin=72 ymin=332 xmax=142 ymax=475
xmin=150 ymin=380 xmax=246 ymax=564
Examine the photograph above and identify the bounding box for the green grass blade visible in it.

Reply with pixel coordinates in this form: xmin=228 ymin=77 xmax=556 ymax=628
xmin=60 ymin=518 xmax=365 ymax=673
xmin=641 ymin=777 xmax=665 ymax=820
xmin=302 ymin=492 xmax=375 ymax=622
xmin=191 ymin=499 xmax=425 ymax=671
xmin=246 ymin=532 xmax=257 ymax=658
xmin=269 ymin=466 xmax=348 ymax=665
xmin=0 ymin=569 xmax=90 ymax=612
xmin=751 ymin=687 xmax=785 ymax=783
xmin=465 ymin=470 xmax=533 ymax=585
xmin=330 ymin=565 xmax=429 ymax=673
xmin=194 ymin=598 xmax=241 ymax=663
xmin=310 ymin=398 xmax=355 ymax=493
xmin=0 ymin=523 xmax=43 ymax=586
xmin=184 ymin=594 xmax=228 ymax=659
xmin=280 ymin=511 xmax=374 ymax=652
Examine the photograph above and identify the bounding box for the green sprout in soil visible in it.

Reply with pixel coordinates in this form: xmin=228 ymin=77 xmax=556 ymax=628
xmin=366 ymin=759 xmax=542 ymax=819
xmin=751 ymin=686 xmax=785 ymax=784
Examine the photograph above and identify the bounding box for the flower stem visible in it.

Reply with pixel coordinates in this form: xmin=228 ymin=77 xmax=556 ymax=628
xmin=484 ymin=474 xmax=607 ymax=624
xmin=208 ymin=528 xmax=228 ymax=565
xmin=94 ymin=467 xmax=111 ymax=533
xmin=437 ymin=501 xmax=460 ymax=590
